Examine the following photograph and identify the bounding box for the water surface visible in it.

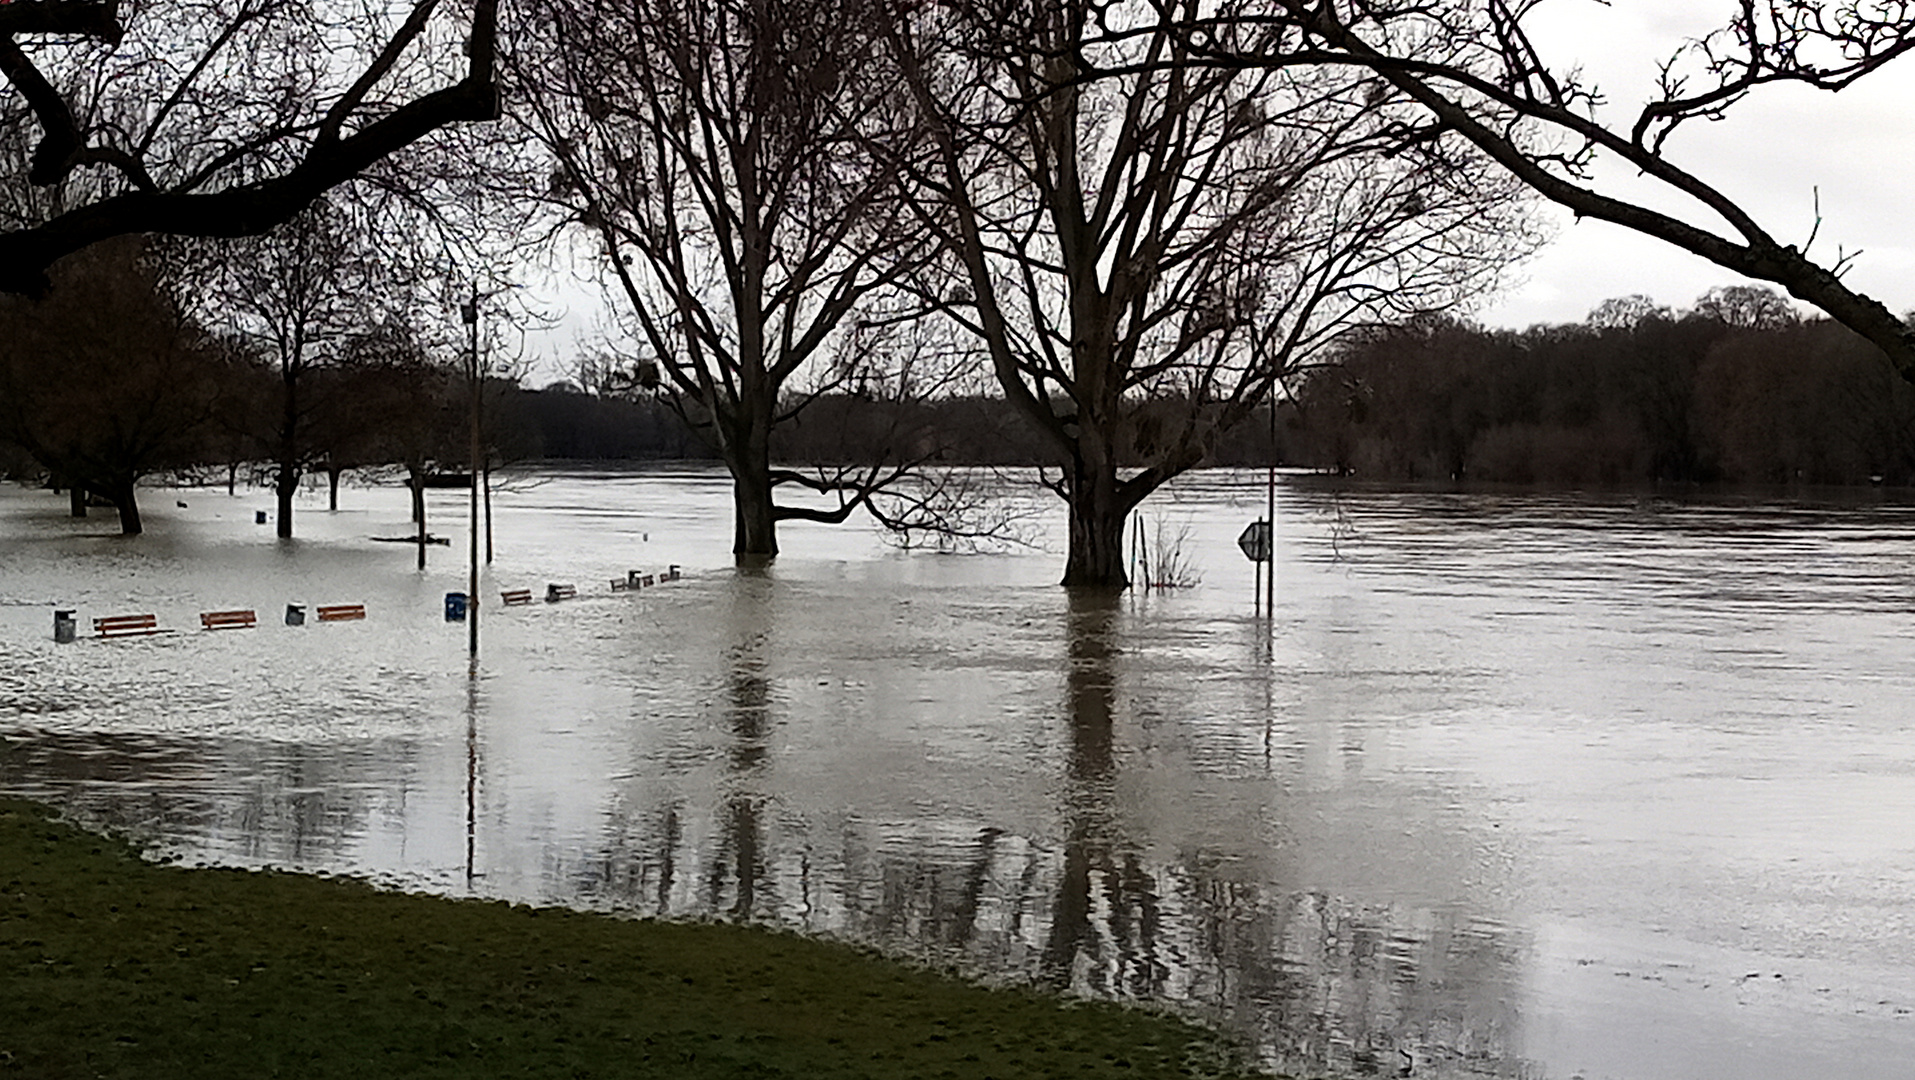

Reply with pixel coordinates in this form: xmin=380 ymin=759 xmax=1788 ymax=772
xmin=4 ymin=469 xmax=1914 ymax=1080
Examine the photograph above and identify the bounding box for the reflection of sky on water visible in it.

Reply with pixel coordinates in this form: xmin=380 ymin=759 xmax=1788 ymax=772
xmin=5 ymin=469 xmax=1915 ymax=1079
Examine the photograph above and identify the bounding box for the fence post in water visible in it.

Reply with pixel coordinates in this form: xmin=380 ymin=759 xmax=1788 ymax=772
xmin=53 ymin=609 xmax=75 ymax=643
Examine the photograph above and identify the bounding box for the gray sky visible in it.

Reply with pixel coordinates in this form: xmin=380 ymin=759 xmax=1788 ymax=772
xmin=522 ymin=2 xmax=1915 ymax=381
xmin=1474 ymin=1 xmax=1915 ymax=328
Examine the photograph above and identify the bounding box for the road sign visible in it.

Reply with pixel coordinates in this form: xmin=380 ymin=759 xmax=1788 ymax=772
xmin=1237 ymin=519 xmax=1272 ymax=562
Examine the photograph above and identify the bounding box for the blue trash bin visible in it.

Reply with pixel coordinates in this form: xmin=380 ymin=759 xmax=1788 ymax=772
xmin=444 ymin=592 xmax=468 ymax=621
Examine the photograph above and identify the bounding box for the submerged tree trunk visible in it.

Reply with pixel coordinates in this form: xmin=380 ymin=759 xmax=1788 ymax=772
xmin=327 ymin=465 xmax=342 ymax=511
xmin=275 ymin=365 xmax=299 ymax=538
xmin=104 ymin=480 xmax=141 ymax=535
xmin=226 ymin=461 xmax=238 ymax=496
xmin=1060 ymin=444 xmax=1134 ymax=588
xmin=726 ymin=408 xmax=778 ymax=561
xmin=274 ymin=463 xmax=296 ymax=539
xmin=409 ymin=469 xmax=427 ymax=570
xmin=68 ymin=483 xmax=86 ymax=518
xmin=730 ymin=462 xmax=778 ymax=560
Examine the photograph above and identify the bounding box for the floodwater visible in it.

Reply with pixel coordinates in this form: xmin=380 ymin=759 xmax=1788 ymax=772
xmin=4 ymin=467 xmax=1915 ymax=1080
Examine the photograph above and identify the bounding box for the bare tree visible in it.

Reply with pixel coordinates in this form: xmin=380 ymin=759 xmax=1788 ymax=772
xmin=0 ymin=0 xmax=498 ymax=295
xmin=0 ymin=238 xmax=233 ymax=533
xmin=890 ymin=0 xmax=1533 ymax=585
xmin=1155 ymin=1 xmax=1915 ymax=376
xmin=511 ymin=0 xmax=948 ymax=560
xmin=173 ymin=199 xmax=389 ymax=536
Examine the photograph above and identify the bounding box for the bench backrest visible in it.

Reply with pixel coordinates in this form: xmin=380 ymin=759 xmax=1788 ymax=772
xmin=545 ymin=584 xmax=576 ymax=602
xmin=316 ymin=604 xmax=366 ymax=622
xmin=94 ymin=613 xmax=159 ymax=636
xmin=501 ymin=589 xmax=533 ymax=605
xmin=200 ymin=610 xmax=257 ymax=630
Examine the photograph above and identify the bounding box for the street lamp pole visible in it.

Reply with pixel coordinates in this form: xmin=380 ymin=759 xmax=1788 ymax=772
xmin=463 ymin=285 xmax=482 ymax=662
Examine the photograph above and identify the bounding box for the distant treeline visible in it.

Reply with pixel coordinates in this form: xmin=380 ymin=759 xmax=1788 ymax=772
xmin=518 ymin=288 xmax=1915 ymax=486
xmin=507 ymin=386 xmax=1277 ymax=469
xmin=1279 ymin=293 xmax=1915 ymax=486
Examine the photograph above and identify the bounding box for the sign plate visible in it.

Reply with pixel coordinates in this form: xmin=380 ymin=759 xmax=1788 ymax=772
xmin=1237 ymin=519 xmax=1272 ymax=563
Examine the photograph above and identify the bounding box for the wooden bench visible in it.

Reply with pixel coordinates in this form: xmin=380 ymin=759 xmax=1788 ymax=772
xmin=94 ymin=613 xmax=159 ymax=638
xmin=545 ymin=583 xmax=576 ymax=603
xmin=200 ymin=609 xmax=257 ymax=631
xmin=640 ymin=574 xmax=655 ymax=587
xmin=501 ymin=589 xmax=533 ymax=606
xmin=610 ymin=577 xmax=632 ymax=592
xmin=666 ymin=565 xmax=681 ymax=581
xmin=316 ymin=604 xmax=365 ymax=622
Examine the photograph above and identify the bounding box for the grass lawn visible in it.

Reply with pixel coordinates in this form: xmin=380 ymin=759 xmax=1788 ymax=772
xmin=1 ymin=797 xmax=1271 ymax=1079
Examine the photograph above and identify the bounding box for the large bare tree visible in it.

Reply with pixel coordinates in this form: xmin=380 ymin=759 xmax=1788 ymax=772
xmin=891 ymin=0 xmax=1533 ymax=586
xmin=1155 ymin=0 xmax=1915 ymax=376
xmin=512 ymin=0 xmax=950 ymax=560
xmin=0 ymin=0 xmax=498 ymax=294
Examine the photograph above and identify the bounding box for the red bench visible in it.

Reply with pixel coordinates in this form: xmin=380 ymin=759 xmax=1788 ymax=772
xmin=545 ymin=583 xmax=576 ymax=602
xmin=316 ymin=604 xmax=365 ymax=622
xmin=94 ymin=613 xmax=159 ymax=638
xmin=501 ymin=589 xmax=533 ymax=606
xmin=200 ymin=610 xmax=257 ymax=631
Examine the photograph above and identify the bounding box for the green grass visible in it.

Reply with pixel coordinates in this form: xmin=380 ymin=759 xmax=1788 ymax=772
xmin=0 ymin=798 xmax=1268 ymax=1079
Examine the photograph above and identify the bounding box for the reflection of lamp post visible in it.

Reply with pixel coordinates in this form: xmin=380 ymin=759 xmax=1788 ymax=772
xmin=462 ymin=288 xmax=481 ymax=662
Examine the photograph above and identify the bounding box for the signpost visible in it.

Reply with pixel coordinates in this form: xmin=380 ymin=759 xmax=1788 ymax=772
xmin=1239 ymin=518 xmax=1273 ymax=618
xmin=1237 ymin=519 xmax=1272 ymax=562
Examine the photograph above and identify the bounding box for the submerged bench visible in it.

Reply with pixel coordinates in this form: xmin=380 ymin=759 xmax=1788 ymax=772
xmin=200 ymin=609 xmax=257 ymax=631
xmin=545 ymin=583 xmax=576 ymax=603
xmin=94 ymin=613 xmax=159 ymax=638
xmin=501 ymin=588 xmax=533 ymax=606
xmin=315 ymin=604 xmax=365 ymax=622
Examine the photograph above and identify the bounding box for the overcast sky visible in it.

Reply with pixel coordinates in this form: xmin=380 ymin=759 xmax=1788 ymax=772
xmin=519 ymin=2 xmax=1915 ymax=381
xmin=1473 ymin=1 xmax=1915 ymax=328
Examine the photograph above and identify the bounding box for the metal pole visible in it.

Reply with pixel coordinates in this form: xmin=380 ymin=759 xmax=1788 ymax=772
xmin=1264 ymin=395 xmax=1277 ymax=626
xmin=467 ymin=284 xmax=481 ymax=662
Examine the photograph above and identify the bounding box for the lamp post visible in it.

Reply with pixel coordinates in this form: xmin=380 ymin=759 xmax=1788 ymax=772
xmin=462 ymin=287 xmax=482 ymax=662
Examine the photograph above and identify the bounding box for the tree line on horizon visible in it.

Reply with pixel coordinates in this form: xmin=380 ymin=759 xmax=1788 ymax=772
xmin=8 ymin=265 xmax=1915 ymax=541
xmin=1280 ymin=287 xmax=1915 ymax=488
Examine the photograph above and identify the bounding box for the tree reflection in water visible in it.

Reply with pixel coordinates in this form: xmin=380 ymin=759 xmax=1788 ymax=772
xmin=0 ymin=576 xmax=1530 ymax=1078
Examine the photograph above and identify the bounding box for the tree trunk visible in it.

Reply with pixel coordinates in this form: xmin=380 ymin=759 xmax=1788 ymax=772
xmin=275 ymin=463 xmax=296 ymax=539
xmin=276 ymin=363 xmax=298 ymax=538
xmin=409 ymin=469 xmax=427 ymax=570
xmin=226 ymin=462 xmax=237 ymax=496
xmin=727 ymin=409 xmax=778 ymax=560
xmin=1060 ymin=457 xmax=1131 ymax=588
xmin=68 ymin=483 xmax=86 ymax=518
xmin=105 ymin=480 xmax=141 ymax=535
xmin=731 ymin=462 xmax=778 ymax=561
xmin=327 ymin=466 xmax=341 ymax=511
